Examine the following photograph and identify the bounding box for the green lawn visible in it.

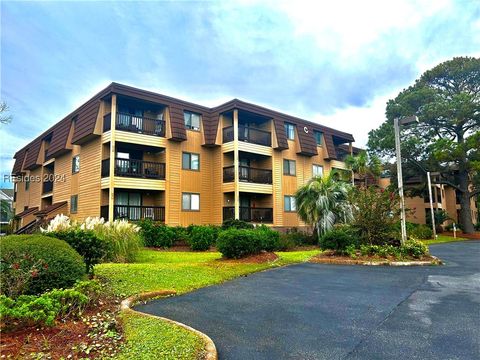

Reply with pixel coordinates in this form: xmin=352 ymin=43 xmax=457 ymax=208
xmin=97 ymin=248 xmax=319 ymax=359
xmin=421 ymin=235 xmax=470 ymax=245
xmin=96 ymin=249 xmax=319 ymax=297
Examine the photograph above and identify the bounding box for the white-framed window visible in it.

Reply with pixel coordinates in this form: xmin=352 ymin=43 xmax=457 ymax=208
xmin=312 ymin=164 xmax=323 ymax=177
xmin=184 ymin=111 xmax=201 ymax=131
xmin=70 ymin=195 xmax=78 ymax=213
xmin=72 ymin=156 xmax=80 ymax=173
xmin=314 ymin=130 xmax=322 ymax=145
xmin=283 ymin=159 xmax=296 ymax=176
xmin=284 ymin=196 xmax=296 ymax=212
xmin=284 ymin=122 xmax=295 ymax=140
xmin=182 ymin=193 xmax=200 ymax=211
xmin=182 ymin=152 xmax=200 ymax=170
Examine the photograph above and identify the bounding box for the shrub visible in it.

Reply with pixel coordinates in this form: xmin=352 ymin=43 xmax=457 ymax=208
xmin=255 ymin=225 xmax=281 ymax=252
xmin=0 ymin=280 xmax=101 ymax=328
xmin=401 ymin=240 xmax=428 ymax=259
xmin=277 ymin=235 xmax=297 ymax=251
xmin=410 ymin=225 xmax=433 ymax=240
xmin=0 ymin=235 xmax=85 ymax=297
xmin=49 ymin=229 xmax=107 ymax=274
xmin=187 ymin=226 xmax=217 ymax=251
xmin=350 ymin=186 xmax=401 ymax=245
xmin=359 ymin=244 xmax=401 ymax=258
xmin=319 ymin=226 xmax=358 ymax=253
xmin=172 ymin=226 xmax=189 ymax=244
xmin=282 ymin=228 xmax=316 ymax=246
xmin=216 ymin=229 xmax=261 ymax=259
xmin=221 ymin=219 xmax=254 ymax=230
xmin=138 ymin=219 xmax=175 ymax=248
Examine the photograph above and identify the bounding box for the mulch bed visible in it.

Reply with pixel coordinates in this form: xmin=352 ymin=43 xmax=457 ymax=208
xmin=442 ymin=231 xmax=480 ymax=240
xmin=0 ymin=299 xmax=122 ymax=359
xmin=310 ymin=250 xmax=439 ymax=266
xmin=219 ymin=252 xmax=279 ymax=264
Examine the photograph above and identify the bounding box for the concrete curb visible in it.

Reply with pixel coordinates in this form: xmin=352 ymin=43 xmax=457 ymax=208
xmin=310 ymin=255 xmax=442 ymax=266
xmin=120 ymin=290 xmax=218 ymax=360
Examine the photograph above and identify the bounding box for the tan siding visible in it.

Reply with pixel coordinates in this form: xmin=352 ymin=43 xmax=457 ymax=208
xmin=75 ymin=138 xmax=102 ymax=220
xmin=53 ymin=153 xmax=72 ymax=213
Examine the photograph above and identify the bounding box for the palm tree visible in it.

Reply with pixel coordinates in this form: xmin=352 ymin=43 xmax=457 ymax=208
xmin=344 ymin=151 xmax=382 ymax=186
xmin=295 ymin=172 xmax=354 ymax=239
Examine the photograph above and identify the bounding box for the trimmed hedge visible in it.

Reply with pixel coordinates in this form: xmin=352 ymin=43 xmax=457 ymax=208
xmin=138 ymin=220 xmax=175 ymax=248
xmin=216 ymin=228 xmax=262 ymax=259
xmin=187 ymin=226 xmax=217 ymax=251
xmin=49 ymin=230 xmax=107 ymax=274
xmin=410 ymin=225 xmax=433 ymax=240
xmin=319 ymin=226 xmax=358 ymax=252
xmin=255 ymin=225 xmax=281 ymax=252
xmin=221 ymin=219 xmax=254 ymax=230
xmin=1 ymin=235 xmax=86 ymax=297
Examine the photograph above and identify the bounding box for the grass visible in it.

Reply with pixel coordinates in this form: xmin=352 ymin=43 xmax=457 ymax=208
xmin=117 ymin=310 xmax=206 ymax=360
xmin=421 ymin=234 xmax=470 ymax=245
xmin=97 ymin=248 xmax=319 ymax=360
xmin=96 ymin=249 xmax=319 ymax=297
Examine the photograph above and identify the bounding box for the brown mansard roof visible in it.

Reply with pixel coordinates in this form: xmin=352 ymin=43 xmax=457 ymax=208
xmin=12 ymin=83 xmax=355 ymax=174
xmin=33 ymin=201 xmax=68 ymax=217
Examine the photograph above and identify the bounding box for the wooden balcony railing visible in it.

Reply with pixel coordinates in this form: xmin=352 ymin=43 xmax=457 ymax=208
xmin=42 ymin=181 xmax=53 ymax=194
xmin=222 ymin=125 xmax=271 ymax=147
xmin=223 ymin=206 xmax=273 ymax=223
xmin=223 ymin=166 xmax=272 ymax=184
xmin=101 ymin=205 xmax=165 ymax=222
xmin=114 ymin=112 xmax=165 ymax=137
xmin=101 ymin=158 xmax=166 ymax=179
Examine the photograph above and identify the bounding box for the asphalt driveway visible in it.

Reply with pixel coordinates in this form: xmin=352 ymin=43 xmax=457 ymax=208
xmin=135 ymin=241 xmax=480 ymax=359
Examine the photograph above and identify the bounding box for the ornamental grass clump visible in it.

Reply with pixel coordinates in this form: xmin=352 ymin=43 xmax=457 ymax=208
xmin=97 ymin=219 xmax=142 ymax=263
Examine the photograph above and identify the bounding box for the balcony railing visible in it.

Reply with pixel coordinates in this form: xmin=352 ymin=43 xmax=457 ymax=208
xmin=222 ymin=125 xmax=271 ymax=147
xmin=101 ymin=158 xmax=166 ymax=179
xmin=42 ymin=181 xmax=53 ymax=194
xmin=114 ymin=112 xmax=165 ymax=137
xmin=223 ymin=166 xmax=272 ymax=184
xmin=100 ymin=205 xmax=165 ymax=222
xmin=223 ymin=206 xmax=273 ymax=223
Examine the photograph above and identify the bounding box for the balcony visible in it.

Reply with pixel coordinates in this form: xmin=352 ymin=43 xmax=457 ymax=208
xmin=223 ymin=125 xmax=271 ymax=147
xmin=105 ymin=112 xmax=165 ymax=137
xmin=42 ymin=181 xmax=53 ymax=194
xmin=102 ymin=158 xmax=166 ymax=179
xmin=223 ymin=166 xmax=272 ymax=184
xmin=223 ymin=206 xmax=273 ymax=223
xmin=101 ymin=205 xmax=165 ymax=222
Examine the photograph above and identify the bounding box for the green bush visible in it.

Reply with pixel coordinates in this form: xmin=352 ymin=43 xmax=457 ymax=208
xmin=187 ymin=226 xmax=217 ymax=251
xmin=255 ymin=225 xmax=281 ymax=251
xmin=49 ymin=230 xmax=107 ymax=274
xmin=282 ymin=229 xmax=316 ymax=246
xmin=138 ymin=220 xmax=175 ymax=248
xmin=172 ymin=226 xmax=189 ymax=243
xmin=216 ymin=229 xmax=262 ymax=259
xmin=350 ymin=186 xmax=401 ymax=245
xmin=319 ymin=226 xmax=358 ymax=253
xmin=359 ymin=244 xmax=401 ymax=258
xmin=277 ymin=235 xmax=297 ymax=251
xmin=1 ymin=235 xmax=86 ymax=297
xmin=221 ymin=219 xmax=254 ymax=230
xmin=410 ymin=225 xmax=433 ymax=240
xmin=401 ymin=240 xmax=428 ymax=259
xmin=0 ymin=280 xmax=101 ymax=328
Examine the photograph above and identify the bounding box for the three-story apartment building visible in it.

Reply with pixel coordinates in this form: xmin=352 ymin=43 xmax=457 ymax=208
xmin=11 ymin=83 xmax=355 ymax=231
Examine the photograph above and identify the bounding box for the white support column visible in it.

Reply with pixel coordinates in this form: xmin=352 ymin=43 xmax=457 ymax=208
xmin=233 ymin=109 xmax=240 ymax=220
xmin=108 ymin=95 xmax=117 ymax=222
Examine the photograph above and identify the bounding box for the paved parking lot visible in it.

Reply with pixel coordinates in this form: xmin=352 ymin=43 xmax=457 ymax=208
xmin=136 ymin=241 xmax=480 ymax=359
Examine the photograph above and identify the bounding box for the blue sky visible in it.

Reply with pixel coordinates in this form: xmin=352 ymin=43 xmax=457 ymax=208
xmin=1 ymin=0 xmax=479 ymax=187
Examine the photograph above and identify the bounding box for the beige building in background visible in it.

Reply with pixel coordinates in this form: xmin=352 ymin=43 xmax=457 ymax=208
xmin=12 ymin=83 xmax=355 ymax=231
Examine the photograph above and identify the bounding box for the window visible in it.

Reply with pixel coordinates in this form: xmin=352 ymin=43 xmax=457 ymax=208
xmin=284 ymin=196 xmax=296 ymax=212
xmin=184 ymin=111 xmax=201 ymax=131
xmin=72 ymin=156 xmax=80 ymax=173
xmin=182 ymin=152 xmax=200 ymax=170
xmin=182 ymin=193 xmax=200 ymax=211
xmin=285 ymin=123 xmax=295 ymax=140
xmin=312 ymin=164 xmax=323 ymax=177
xmin=25 ymin=177 xmax=30 ymax=191
xmin=283 ymin=159 xmax=296 ymax=176
xmin=314 ymin=131 xmax=322 ymax=145
xmin=70 ymin=195 xmax=78 ymax=213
